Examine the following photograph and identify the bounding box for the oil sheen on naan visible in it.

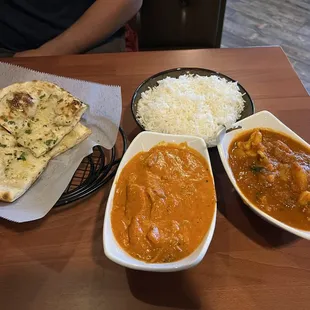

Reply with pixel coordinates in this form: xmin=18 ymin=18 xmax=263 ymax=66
xmin=0 ymin=81 xmax=87 ymax=157
xmin=0 ymin=123 xmax=91 ymax=202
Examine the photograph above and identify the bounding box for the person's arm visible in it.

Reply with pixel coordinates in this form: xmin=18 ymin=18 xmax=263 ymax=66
xmin=15 ymin=0 xmax=142 ymax=57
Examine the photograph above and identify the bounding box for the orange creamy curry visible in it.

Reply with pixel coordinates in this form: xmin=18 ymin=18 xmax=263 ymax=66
xmin=111 ymin=143 xmax=216 ymax=263
xmin=229 ymin=129 xmax=310 ymax=230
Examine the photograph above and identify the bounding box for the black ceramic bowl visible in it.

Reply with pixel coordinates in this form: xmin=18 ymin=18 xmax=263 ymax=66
xmin=131 ymin=67 xmax=255 ymax=134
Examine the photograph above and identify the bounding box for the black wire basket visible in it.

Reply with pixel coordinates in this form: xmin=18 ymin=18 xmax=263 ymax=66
xmin=54 ymin=127 xmax=127 ymax=207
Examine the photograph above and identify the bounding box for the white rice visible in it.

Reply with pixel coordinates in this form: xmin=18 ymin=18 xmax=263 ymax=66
xmin=136 ymin=74 xmax=245 ymax=144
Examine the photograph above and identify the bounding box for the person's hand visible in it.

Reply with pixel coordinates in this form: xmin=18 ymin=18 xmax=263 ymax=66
xmin=14 ymin=49 xmax=46 ymax=57
xmin=14 ymin=43 xmax=73 ymax=57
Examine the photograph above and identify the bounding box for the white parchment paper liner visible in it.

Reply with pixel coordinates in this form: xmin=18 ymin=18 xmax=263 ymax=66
xmin=0 ymin=62 xmax=122 ymax=222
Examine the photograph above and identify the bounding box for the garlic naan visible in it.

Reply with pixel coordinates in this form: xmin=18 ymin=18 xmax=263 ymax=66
xmin=0 ymin=81 xmax=87 ymax=157
xmin=0 ymin=122 xmax=91 ymax=202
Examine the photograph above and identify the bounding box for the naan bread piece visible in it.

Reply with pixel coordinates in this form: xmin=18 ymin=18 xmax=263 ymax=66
xmin=0 ymin=123 xmax=91 ymax=203
xmin=0 ymin=81 xmax=87 ymax=157
xmin=0 ymin=127 xmax=49 ymax=202
xmin=48 ymin=122 xmax=92 ymax=158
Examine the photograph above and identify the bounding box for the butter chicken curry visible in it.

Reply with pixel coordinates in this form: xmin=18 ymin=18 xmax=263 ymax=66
xmin=111 ymin=143 xmax=216 ymax=263
xmin=229 ymin=129 xmax=310 ymax=230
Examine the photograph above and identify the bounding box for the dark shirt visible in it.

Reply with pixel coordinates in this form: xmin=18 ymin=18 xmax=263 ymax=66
xmin=0 ymin=0 xmax=96 ymax=51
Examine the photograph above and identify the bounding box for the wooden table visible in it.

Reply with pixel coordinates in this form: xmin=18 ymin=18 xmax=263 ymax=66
xmin=1 ymin=47 xmax=309 ymax=310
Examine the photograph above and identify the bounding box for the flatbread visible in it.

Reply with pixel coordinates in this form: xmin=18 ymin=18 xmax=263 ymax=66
xmin=0 ymin=81 xmax=87 ymax=157
xmin=48 ymin=122 xmax=92 ymax=158
xmin=0 ymin=123 xmax=91 ymax=202
xmin=0 ymin=127 xmax=49 ymax=202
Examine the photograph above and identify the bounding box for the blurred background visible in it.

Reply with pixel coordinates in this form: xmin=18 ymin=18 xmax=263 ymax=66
xmin=222 ymin=0 xmax=309 ymax=94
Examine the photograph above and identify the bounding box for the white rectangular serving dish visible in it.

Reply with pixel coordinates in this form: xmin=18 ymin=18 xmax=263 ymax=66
xmin=103 ymin=131 xmax=217 ymax=271
xmin=217 ymin=110 xmax=310 ymax=240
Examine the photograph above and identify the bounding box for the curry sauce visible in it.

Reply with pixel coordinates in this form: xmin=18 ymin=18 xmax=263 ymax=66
xmin=229 ymin=129 xmax=310 ymax=230
xmin=111 ymin=143 xmax=216 ymax=263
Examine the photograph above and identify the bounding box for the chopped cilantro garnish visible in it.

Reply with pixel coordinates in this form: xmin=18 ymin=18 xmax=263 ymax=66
xmin=8 ymin=120 xmax=15 ymax=125
xmin=0 ymin=143 xmax=7 ymax=148
xmin=250 ymin=165 xmax=264 ymax=174
xmin=17 ymin=152 xmax=27 ymax=161
xmin=39 ymin=94 xmax=46 ymax=99
xmin=25 ymin=129 xmax=32 ymax=134
xmin=45 ymin=139 xmax=57 ymax=146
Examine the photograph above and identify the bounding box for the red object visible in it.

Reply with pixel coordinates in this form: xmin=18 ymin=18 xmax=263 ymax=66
xmin=125 ymin=23 xmax=139 ymax=52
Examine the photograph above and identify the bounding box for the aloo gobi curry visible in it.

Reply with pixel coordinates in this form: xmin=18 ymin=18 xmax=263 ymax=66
xmin=111 ymin=143 xmax=216 ymax=263
xmin=229 ymin=129 xmax=310 ymax=230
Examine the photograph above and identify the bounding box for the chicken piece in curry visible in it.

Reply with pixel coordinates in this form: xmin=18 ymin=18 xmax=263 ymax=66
xmin=229 ymin=129 xmax=310 ymax=230
xmin=111 ymin=143 xmax=216 ymax=263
